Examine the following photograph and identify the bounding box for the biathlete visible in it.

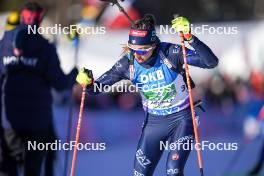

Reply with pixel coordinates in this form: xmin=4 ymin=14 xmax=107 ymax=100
xmin=76 ymin=14 xmax=219 ymax=176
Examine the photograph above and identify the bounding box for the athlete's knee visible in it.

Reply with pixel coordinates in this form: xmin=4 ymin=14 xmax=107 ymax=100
xmin=135 ymin=149 xmax=152 ymax=168
xmin=134 ymin=149 xmax=152 ymax=176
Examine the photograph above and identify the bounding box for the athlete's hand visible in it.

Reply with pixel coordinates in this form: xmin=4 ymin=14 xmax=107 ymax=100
xmin=171 ymin=16 xmax=193 ymax=41
xmin=76 ymin=68 xmax=93 ymax=86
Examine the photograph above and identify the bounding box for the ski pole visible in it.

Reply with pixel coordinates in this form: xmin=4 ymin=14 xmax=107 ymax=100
xmin=69 ymin=85 xmax=87 ymax=176
xmin=65 ymin=4 xmax=109 ymax=171
xmin=63 ymin=90 xmax=76 ymax=176
xmin=179 ymin=31 xmax=204 ymax=176
xmin=63 ymin=29 xmax=80 ymax=176
xmin=100 ymin=0 xmax=136 ymax=27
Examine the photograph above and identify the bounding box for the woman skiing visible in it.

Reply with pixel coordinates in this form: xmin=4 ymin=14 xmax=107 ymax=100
xmin=76 ymin=14 xmax=218 ymax=176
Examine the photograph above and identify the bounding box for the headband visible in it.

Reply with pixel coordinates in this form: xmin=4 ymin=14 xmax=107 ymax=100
xmin=128 ymin=28 xmax=157 ymax=45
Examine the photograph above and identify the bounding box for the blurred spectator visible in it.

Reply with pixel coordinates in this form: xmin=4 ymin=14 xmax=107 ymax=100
xmin=250 ymin=70 xmax=264 ymax=99
xmin=5 ymin=11 xmax=20 ymax=31
xmin=0 ymin=2 xmax=77 ymax=175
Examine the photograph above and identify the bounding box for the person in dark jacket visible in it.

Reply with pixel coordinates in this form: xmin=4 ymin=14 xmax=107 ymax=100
xmin=0 ymin=10 xmax=20 ymax=176
xmin=0 ymin=2 xmax=78 ymax=175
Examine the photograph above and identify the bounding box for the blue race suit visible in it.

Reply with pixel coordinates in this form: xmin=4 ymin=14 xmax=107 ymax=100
xmin=88 ymin=36 xmax=218 ymax=176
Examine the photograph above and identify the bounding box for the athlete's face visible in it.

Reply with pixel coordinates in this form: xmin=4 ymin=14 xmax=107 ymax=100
xmin=128 ymin=44 xmax=156 ymax=63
